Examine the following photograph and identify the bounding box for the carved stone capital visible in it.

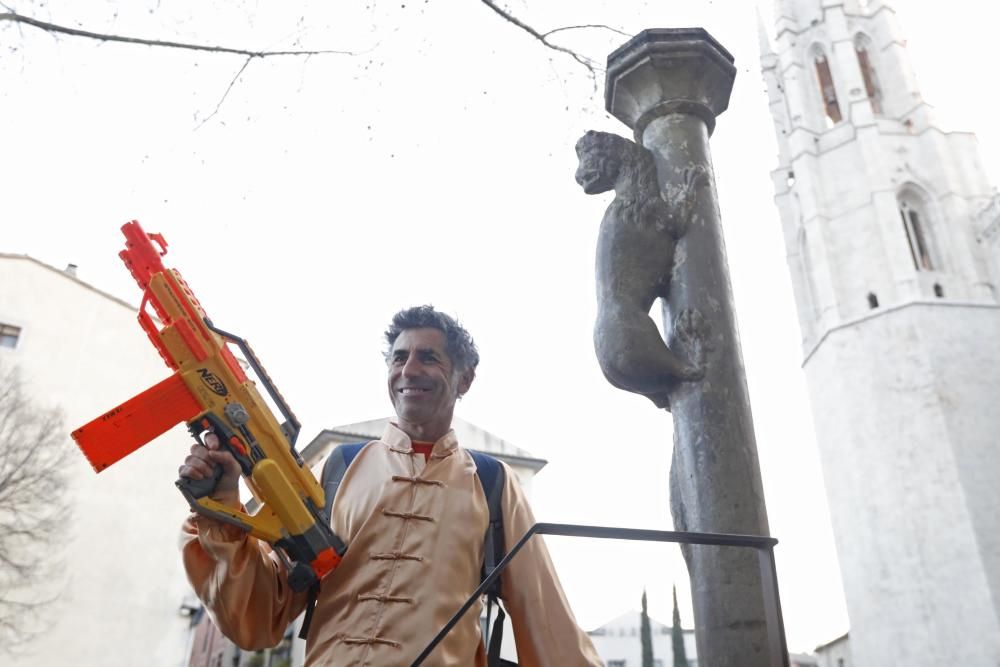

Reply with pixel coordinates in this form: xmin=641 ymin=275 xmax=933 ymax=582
xmin=605 ymin=28 xmax=736 ymax=141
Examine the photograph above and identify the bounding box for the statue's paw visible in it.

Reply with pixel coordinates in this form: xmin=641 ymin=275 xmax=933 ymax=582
xmin=673 ymin=308 xmax=711 ymax=376
xmin=678 ymin=166 xmax=708 ymax=216
xmin=682 ymin=165 xmax=709 ymax=193
xmin=673 ymin=307 xmax=708 ymax=344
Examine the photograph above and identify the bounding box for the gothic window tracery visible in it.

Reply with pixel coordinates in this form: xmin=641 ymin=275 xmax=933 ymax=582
xmin=855 ymin=34 xmax=883 ymax=114
xmin=897 ymin=189 xmax=937 ymax=271
xmin=811 ymin=45 xmax=842 ymax=125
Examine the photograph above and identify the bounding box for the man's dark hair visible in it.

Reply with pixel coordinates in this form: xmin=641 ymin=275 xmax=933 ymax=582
xmin=384 ymin=305 xmax=480 ymax=371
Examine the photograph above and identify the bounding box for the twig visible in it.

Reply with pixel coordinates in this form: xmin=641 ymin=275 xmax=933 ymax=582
xmin=477 ymin=0 xmax=603 ymax=84
xmin=195 ymin=55 xmax=253 ymax=130
xmin=541 ymin=23 xmax=629 ymax=39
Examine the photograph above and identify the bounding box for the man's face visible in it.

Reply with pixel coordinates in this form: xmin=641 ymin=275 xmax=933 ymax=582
xmin=387 ymin=327 xmax=474 ymax=442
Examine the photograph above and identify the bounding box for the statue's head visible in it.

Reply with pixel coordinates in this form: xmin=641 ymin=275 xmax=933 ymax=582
xmin=574 ymin=130 xmax=645 ymax=195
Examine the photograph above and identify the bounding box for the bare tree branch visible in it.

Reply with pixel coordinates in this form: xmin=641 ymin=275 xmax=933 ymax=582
xmin=0 ymin=7 xmax=371 ymax=126
xmin=0 ymin=10 xmax=360 ymax=58
xmin=0 ymin=362 xmax=70 ymax=654
xmin=3 ymin=2 xmax=609 ymax=119
xmin=477 ymin=0 xmax=604 ymax=84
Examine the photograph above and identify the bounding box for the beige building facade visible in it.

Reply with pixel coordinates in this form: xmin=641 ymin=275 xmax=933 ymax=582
xmin=0 ymin=254 xmax=195 ymax=666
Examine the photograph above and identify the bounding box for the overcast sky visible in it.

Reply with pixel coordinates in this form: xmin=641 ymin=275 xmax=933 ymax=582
xmin=3 ymin=0 xmax=997 ymax=653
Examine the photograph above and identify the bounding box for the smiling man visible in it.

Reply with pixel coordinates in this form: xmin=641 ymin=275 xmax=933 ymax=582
xmin=180 ymin=305 xmax=603 ymax=667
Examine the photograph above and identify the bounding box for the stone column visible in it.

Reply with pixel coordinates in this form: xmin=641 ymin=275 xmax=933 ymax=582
xmin=605 ymin=29 xmax=772 ymax=666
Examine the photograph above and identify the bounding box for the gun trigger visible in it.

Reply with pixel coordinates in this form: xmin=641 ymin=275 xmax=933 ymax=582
xmin=228 ymin=436 xmax=249 ymax=459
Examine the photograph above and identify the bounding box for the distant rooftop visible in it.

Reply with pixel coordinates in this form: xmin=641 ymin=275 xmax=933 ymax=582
xmin=814 ymin=631 xmax=849 ymax=653
xmin=0 ymin=253 xmax=137 ymax=312
xmin=587 ymin=609 xmax=684 ymax=636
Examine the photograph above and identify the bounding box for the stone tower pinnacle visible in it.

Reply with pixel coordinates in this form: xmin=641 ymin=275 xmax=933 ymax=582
xmin=756 ymin=7 xmax=775 ymax=61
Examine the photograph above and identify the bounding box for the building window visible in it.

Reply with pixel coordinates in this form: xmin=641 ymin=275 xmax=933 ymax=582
xmin=867 ymin=292 xmax=879 ymax=309
xmin=813 ymin=47 xmax=842 ymax=125
xmin=934 ymin=283 xmax=944 ymax=297
xmin=0 ymin=324 xmax=20 ymax=349
xmin=855 ymin=35 xmax=883 ymax=114
xmin=898 ymin=196 xmax=935 ymax=271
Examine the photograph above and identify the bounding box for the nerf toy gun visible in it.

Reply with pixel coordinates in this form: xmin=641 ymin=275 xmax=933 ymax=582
xmin=72 ymin=221 xmax=345 ymax=592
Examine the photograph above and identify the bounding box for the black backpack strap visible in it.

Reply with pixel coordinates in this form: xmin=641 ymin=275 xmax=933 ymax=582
xmin=322 ymin=442 xmax=366 ymax=520
xmin=469 ymin=451 xmax=507 ymax=667
xmin=469 ymin=451 xmax=505 ymax=593
xmin=299 ymin=442 xmax=367 ymax=641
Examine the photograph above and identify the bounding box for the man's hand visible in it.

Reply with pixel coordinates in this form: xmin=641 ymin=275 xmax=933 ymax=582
xmin=179 ymin=432 xmax=242 ymax=509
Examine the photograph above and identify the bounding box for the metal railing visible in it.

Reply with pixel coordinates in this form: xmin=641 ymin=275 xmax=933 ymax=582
xmin=410 ymin=522 xmax=790 ymax=667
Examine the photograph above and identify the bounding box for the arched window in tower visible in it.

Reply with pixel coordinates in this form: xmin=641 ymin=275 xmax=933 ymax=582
xmin=898 ymin=190 xmax=937 ymax=271
xmin=812 ymin=45 xmax=842 ymax=125
xmin=855 ymin=34 xmax=883 ymax=114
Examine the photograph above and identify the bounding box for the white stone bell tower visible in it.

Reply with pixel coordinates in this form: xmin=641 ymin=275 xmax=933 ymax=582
xmin=760 ymin=1 xmax=1000 ymax=664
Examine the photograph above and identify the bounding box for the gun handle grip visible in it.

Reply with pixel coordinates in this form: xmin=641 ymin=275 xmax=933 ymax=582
xmin=179 ymin=411 xmax=240 ymax=500
xmin=177 ymin=463 xmax=224 ymax=500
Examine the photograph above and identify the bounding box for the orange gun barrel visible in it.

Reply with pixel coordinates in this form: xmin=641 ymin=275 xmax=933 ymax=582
xmin=119 ymin=220 xmax=168 ymax=290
